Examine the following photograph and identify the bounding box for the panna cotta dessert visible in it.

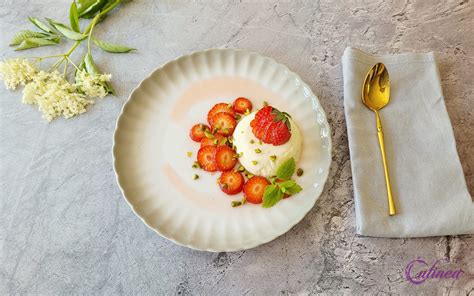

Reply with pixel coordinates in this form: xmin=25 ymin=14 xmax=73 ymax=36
xmin=233 ymin=108 xmax=302 ymax=178
xmin=189 ymin=98 xmax=304 ymax=208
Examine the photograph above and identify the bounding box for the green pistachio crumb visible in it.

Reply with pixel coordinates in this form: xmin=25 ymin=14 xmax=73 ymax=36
xmin=192 ymin=162 xmax=201 ymax=169
xmin=213 ymin=139 xmax=218 ymax=145
xmin=244 ymin=109 xmax=250 ymax=116
xmin=250 ymin=139 xmax=255 ymax=144
xmin=297 ymin=168 xmax=304 ymax=177
xmin=231 ymin=201 xmax=243 ymax=207
xmin=187 ymin=152 xmax=192 ymax=157
xmin=252 ymin=160 xmax=258 ymax=165
xmin=204 ymin=131 xmax=214 ymax=139
xmin=237 ymin=152 xmax=243 ymax=158
xmin=258 ymin=139 xmax=263 ymax=145
xmin=255 ymin=148 xmax=262 ymax=153
xmin=269 ymin=155 xmax=277 ymax=162
xmin=238 ymin=165 xmax=245 ymax=172
xmin=193 ymin=174 xmax=199 ymax=180
xmin=263 ymin=101 xmax=268 ymax=106
xmin=235 ymin=114 xmax=241 ymax=120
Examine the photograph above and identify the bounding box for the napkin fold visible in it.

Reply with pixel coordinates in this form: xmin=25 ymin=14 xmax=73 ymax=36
xmin=342 ymin=47 xmax=474 ymax=237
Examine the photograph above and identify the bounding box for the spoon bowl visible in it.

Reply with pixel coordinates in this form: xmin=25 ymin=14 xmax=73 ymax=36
xmin=362 ymin=63 xmax=390 ymax=111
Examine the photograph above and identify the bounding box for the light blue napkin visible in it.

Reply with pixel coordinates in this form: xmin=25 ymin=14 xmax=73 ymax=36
xmin=342 ymin=47 xmax=473 ymax=237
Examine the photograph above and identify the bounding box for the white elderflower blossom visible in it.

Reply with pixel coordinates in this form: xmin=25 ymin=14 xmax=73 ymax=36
xmin=0 ymin=58 xmax=38 ymax=90
xmin=22 ymin=70 xmax=93 ymax=121
xmin=75 ymin=70 xmax=112 ymax=98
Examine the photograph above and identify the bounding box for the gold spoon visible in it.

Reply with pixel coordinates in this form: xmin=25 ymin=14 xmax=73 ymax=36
xmin=362 ymin=63 xmax=396 ymax=216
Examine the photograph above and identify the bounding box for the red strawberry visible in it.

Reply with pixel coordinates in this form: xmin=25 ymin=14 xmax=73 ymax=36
xmin=218 ymin=171 xmax=244 ymax=195
xmin=208 ymin=103 xmax=235 ymax=125
xmin=197 ymin=146 xmax=218 ymax=172
xmin=243 ymin=176 xmax=270 ymax=204
xmin=189 ymin=124 xmax=210 ymax=142
xmin=233 ymin=97 xmax=253 ymax=114
xmin=250 ymin=106 xmax=292 ymax=146
xmin=211 ymin=112 xmax=237 ymax=136
xmin=215 ymin=145 xmax=237 ymax=171
xmin=200 ymin=134 xmax=226 ymax=148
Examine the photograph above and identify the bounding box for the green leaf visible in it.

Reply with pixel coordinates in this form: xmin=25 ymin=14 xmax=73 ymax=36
xmin=276 ymin=157 xmax=296 ymax=181
xmin=69 ymin=1 xmax=80 ymax=32
xmin=15 ymin=37 xmax=60 ymax=51
xmin=92 ymin=37 xmax=135 ymax=53
xmin=285 ymin=183 xmax=302 ymax=195
xmin=46 ymin=18 xmax=86 ymax=40
xmin=84 ymin=53 xmax=114 ymax=94
xmin=278 ymin=180 xmax=296 ymax=189
xmin=262 ymin=184 xmax=284 ymax=208
xmin=78 ymin=0 xmax=108 ymax=18
xmin=28 ymin=17 xmax=54 ymax=34
xmin=10 ymin=30 xmax=49 ymax=46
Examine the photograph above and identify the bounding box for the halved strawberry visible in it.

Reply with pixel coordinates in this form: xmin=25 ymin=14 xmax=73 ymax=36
xmin=200 ymin=134 xmax=226 ymax=148
xmin=233 ymin=97 xmax=253 ymax=114
xmin=189 ymin=123 xmax=210 ymax=142
xmin=197 ymin=146 xmax=218 ymax=172
xmin=210 ymin=112 xmax=237 ymax=136
xmin=243 ymin=176 xmax=270 ymax=204
xmin=207 ymin=103 xmax=235 ymax=125
xmin=216 ymin=145 xmax=237 ymax=171
xmin=218 ymin=171 xmax=244 ymax=195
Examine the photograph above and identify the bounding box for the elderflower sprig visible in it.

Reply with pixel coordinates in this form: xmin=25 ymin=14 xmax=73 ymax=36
xmin=0 ymin=0 xmax=135 ymax=121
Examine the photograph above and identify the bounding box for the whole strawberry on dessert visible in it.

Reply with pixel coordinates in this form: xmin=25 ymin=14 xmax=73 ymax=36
xmin=232 ymin=105 xmax=302 ymax=178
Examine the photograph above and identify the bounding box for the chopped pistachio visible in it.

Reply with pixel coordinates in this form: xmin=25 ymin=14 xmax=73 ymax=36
xmin=231 ymin=201 xmax=243 ymax=207
xmin=258 ymin=139 xmax=263 ymax=145
xmin=297 ymin=168 xmax=304 ymax=177
xmin=250 ymin=139 xmax=255 ymax=144
xmin=192 ymin=162 xmax=201 ymax=169
xmin=204 ymin=131 xmax=214 ymax=139
xmin=246 ymin=172 xmax=254 ymax=178
xmin=227 ymin=103 xmax=233 ymax=108
xmin=263 ymin=101 xmax=268 ymax=106
xmin=269 ymin=155 xmax=277 ymax=162
xmin=227 ymin=137 xmax=233 ymax=144
xmin=187 ymin=151 xmax=193 ymax=157
xmin=213 ymin=139 xmax=219 ymax=145
xmin=255 ymin=148 xmax=262 ymax=154
xmin=220 ymin=138 xmax=228 ymax=145
xmin=237 ymin=152 xmax=243 ymax=158
xmin=244 ymin=109 xmax=251 ymax=116
xmin=235 ymin=114 xmax=241 ymax=120
xmin=193 ymin=174 xmax=199 ymax=180
xmin=222 ymin=128 xmax=230 ymax=134
xmin=252 ymin=160 xmax=258 ymax=165
xmin=238 ymin=165 xmax=245 ymax=172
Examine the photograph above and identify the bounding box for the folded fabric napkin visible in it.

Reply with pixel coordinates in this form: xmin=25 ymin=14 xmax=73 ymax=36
xmin=342 ymin=47 xmax=474 ymax=237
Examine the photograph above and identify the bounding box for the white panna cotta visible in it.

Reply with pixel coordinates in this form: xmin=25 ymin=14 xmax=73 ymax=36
xmin=233 ymin=111 xmax=302 ymax=177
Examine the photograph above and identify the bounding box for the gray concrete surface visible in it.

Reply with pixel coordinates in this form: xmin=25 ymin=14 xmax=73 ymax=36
xmin=0 ymin=0 xmax=473 ymax=294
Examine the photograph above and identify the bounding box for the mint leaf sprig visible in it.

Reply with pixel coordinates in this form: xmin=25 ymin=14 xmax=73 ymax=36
xmin=262 ymin=158 xmax=302 ymax=208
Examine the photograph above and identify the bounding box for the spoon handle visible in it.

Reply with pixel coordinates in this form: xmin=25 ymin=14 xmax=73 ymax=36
xmin=375 ymin=111 xmax=396 ymax=216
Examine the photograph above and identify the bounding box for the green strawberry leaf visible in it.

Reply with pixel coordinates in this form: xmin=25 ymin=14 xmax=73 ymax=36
xmin=276 ymin=157 xmax=296 ymax=181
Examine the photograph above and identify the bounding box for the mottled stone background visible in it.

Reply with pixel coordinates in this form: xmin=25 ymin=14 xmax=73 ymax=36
xmin=0 ymin=0 xmax=472 ymax=295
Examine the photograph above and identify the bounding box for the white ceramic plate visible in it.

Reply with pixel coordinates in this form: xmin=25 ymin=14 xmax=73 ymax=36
xmin=113 ymin=49 xmax=331 ymax=251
